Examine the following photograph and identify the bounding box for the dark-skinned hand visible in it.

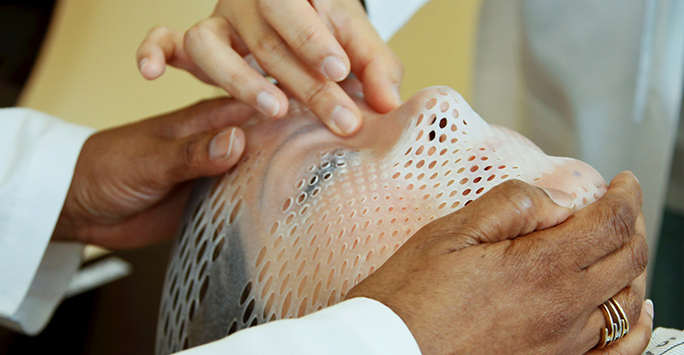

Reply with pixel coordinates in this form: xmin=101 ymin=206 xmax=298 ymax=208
xmin=52 ymin=98 xmax=254 ymax=249
xmin=347 ymin=173 xmax=651 ymax=355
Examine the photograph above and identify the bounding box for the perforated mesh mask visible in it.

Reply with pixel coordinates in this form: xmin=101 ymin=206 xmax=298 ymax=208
xmin=156 ymin=84 xmax=607 ymax=354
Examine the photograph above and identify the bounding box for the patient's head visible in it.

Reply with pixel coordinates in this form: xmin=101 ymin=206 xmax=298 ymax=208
xmin=156 ymin=81 xmax=606 ymax=353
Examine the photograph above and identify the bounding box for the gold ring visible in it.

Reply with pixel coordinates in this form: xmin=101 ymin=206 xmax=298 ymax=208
xmin=595 ymin=297 xmax=630 ymax=349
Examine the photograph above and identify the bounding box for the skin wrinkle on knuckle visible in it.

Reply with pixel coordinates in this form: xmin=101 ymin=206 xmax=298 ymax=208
xmin=292 ymin=22 xmax=324 ymax=54
xmin=251 ymin=30 xmax=286 ymax=60
xmin=608 ymin=202 xmax=635 ymax=244
xmin=412 ymin=222 xmax=451 ymax=252
xmin=302 ymin=79 xmax=334 ymax=109
xmin=566 ymin=242 xmax=591 ymax=272
xmin=221 ymin=69 xmax=252 ymax=93
xmin=629 ymin=235 xmax=649 ymax=275
xmin=454 ymin=218 xmax=492 ymax=244
xmin=611 ymin=282 xmax=643 ymax=325
xmin=500 ymin=181 xmax=538 ymax=230
xmin=592 ymin=201 xmax=634 ymax=250
xmin=177 ymin=134 xmax=204 ymax=177
xmin=625 ymin=293 xmax=643 ymax=326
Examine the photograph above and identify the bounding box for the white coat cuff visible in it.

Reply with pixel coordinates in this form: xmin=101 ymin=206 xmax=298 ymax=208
xmin=0 ymin=242 xmax=84 ymax=334
xmin=177 ymin=297 xmax=421 ymax=355
xmin=0 ymin=108 xmax=93 ymax=327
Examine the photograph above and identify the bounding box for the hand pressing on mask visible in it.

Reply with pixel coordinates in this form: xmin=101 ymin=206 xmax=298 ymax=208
xmin=347 ymin=173 xmax=652 ymax=355
xmin=51 ymin=98 xmax=254 ymax=249
xmin=136 ymin=0 xmax=403 ymax=136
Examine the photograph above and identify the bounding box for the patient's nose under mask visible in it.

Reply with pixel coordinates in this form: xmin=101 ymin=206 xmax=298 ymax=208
xmin=156 ymin=86 xmax=607 ymax=354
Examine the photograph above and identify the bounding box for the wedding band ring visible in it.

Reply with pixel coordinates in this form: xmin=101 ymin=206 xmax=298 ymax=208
xmin=595 ymin=297 xmax=630 ymax=349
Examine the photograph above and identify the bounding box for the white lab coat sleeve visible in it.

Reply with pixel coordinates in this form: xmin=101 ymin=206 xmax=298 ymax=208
xmin=177 ymin=297 xmax=422 ymax=355
xmin=365 ymin=0 xmax=430 ymax=41
xmin=0 ymin=107 xmax=94 ymax=335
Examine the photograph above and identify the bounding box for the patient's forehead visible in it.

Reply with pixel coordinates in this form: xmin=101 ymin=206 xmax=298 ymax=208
xmin=155 ymin=86 xmax=606 ymax=354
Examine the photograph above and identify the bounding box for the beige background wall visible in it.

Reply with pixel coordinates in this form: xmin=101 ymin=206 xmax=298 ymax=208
xmin=19 ymin=0 xmax=480 ymax=129
xmin=19 ymin=0 xmax=220 ymax=129
xmin=391 ymin=0 xmax=480 ymax=102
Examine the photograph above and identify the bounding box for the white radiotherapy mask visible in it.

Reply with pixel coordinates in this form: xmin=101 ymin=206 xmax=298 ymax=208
xmin=156 ymin=83 xmax=607 ymax=354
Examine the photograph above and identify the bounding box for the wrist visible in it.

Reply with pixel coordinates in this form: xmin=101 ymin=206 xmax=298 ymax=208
xmin=51 ymin=204 xmax=78 ymax=242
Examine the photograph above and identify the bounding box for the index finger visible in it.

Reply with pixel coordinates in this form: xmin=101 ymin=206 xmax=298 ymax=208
xmin=558 ymin=171 xmax=643 ymax=269
xmin=260 ymin=0 xmax=351 ymax=82
xmin=329 ymin=0 xmax=404 ymax=113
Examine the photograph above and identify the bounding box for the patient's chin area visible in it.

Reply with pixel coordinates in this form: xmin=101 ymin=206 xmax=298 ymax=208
xmin=155 ymin=85 xmax=607 ymax=354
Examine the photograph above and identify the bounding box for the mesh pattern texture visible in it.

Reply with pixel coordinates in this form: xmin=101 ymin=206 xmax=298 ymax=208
xmin=156 ymin=86 xmax=607 ymax=354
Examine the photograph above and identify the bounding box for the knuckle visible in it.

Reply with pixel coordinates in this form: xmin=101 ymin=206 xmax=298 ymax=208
xmin=252 ymin=30 xmax=284 ymax=58
xmin=564 ymin=242 xmax=591 ymax=271
xmin=292 ymin=23 xmax=323 ymax=53
xmin=598 ymin=201 xmax=635 ymax=243
xmin=179 ymin=135 xmax=203 ymax=173
xmin=496 ymin=179 xmax=533 ymax=195
xmin=222 ymin=71 xmax=251 ymax=95
xmin=184 ymin=23 xmax=211 ymax=53
xmin=302 ymin=80 xmax=334 ymax=108
xmin=620 ymin=287 xmax=643 ymax=328
xmin=497 ymin=180 xmax=539 ymax=219
xmin=629 ymin=235 xmax=649 ymax=274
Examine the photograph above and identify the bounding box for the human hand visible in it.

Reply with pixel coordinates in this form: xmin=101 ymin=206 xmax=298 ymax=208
xmin=346 ymin=173 xmax=650 ymax=354
xmin=136 ymin=0 xmax=403 ymax=136
xmin=51 ymin=98 xmax=254 ymax=249
xmin=584 ymin=298 xmax=653 ymax=355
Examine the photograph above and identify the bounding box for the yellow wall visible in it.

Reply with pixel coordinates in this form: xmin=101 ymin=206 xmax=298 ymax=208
xmin=19 ymin=0 xmax=481 ymax=130
xmin=19 ymin=0 xmax=221 ymax=129
xmin=390 ymin=0 xmax=481 ymax=102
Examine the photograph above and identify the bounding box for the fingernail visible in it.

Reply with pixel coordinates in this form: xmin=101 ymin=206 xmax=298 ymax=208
xmin=322 ymin=56 xmax=348 ymax=82
xmin=257 ymin=91 xmax=280 ymax=117
xmin=209 ymin=128 xmax=236 ymax=160
xmin=541 ymin=187 xmax=574 ymax=208
xmin=331 ymin=106 xmax=359 ymax=135
xmin=139 ymin=58 xmax=149 ymax=72
xmin=392 ymin=84 xmax=402 ymax=105
xmin=644 ymin=299 xmax=654 ymax=320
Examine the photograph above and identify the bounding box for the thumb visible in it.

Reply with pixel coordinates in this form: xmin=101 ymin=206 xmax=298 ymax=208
xmin=163 ymin=126 xmax=246 ymax=183
xmin=426 ymin=180 xmax=575 ymax=249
